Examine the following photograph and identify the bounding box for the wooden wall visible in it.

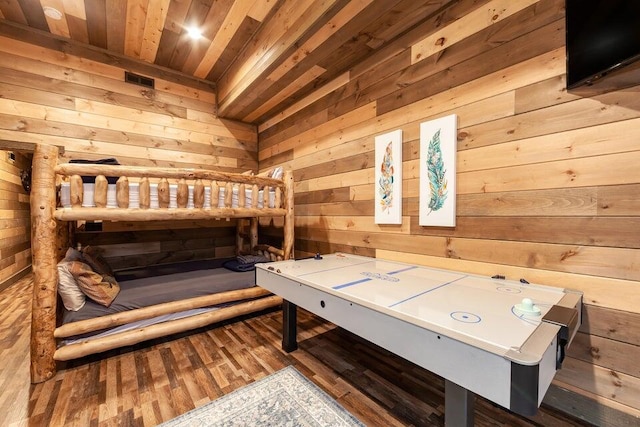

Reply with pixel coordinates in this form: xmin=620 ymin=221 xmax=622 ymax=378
xmin=0 ymin=36 xmax=257 ymax=269
xmin=0 ymin=150 xmax=31 ymax=290
xmin=257 ymin=0 xmax=640 ymax=422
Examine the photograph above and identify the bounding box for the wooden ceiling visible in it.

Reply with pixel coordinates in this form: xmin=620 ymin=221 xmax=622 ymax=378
xmin=0 ymin=0 xmax=453 ymax=124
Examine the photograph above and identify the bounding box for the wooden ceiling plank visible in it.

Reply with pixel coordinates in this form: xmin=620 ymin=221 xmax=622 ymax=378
xmin=106 ymin=0 xmax=127 ymax=53
xmin=218 ymin=0 xmax=316 ymax=102
xmin=258 ymin=71 xmax=349 ymax=133
xmin=172 ymin=0 xmax=225 ymax=73
xmin=217 ymin=0 xmax=333 ymax=115
xmin=268 ymin=0 xmax=372 ymax=84
xmin=246 ymin=0 xmax=277 ymax=22
xmin=204 ymin=14 xmax=260 ymax=81
xmin=139 ymin=0 xmax=171 ymax=63
xmin=156 ymin=0 xmax=192 ymax=67
xmin=64 ymin=13 xmax=88 ymax=44
xmin=124 ymin=0 xmax=149 ymax=58
xmin=105 ymin=0 xmax=126 ymax=54
xmin=164 ymin=0 xmax=192 ymax=34
xmin=193 ymin=0 xmax=256 ymax=79
xmin=0 ymin=0 xmax=28 ymax=24
xmin=244 ymin=64 xmax=326 ymax=123
xmin=40 ymin=0 xmax=70 ymax=38
xmin=84 ymin=0 xmax=107 ymax=49
xmin=61 ymin=0 xmax=85 ymax=19
xmin=223 ymin=0 xmax=399 ymax=120
xmin=17 ymin=0 xmax=49 ymax=31
xmin=154 ymin=29 xmax=181 ymax=67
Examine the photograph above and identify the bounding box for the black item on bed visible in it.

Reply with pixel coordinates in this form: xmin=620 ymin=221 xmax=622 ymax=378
xmin=223 ymin=254 xmax=271 ymax=272
xmin=69 ymin=158 xmax=120 ymax=183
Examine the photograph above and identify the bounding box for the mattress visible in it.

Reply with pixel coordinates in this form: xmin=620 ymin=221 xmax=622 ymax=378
xmin=62 ymin=267 xmax=256 ymax=325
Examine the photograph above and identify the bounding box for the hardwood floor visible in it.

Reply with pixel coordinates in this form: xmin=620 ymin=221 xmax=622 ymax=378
xmin=1 ymin=274 xmax=592 ymax=426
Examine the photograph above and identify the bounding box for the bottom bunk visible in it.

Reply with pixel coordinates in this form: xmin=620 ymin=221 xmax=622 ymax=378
xmin=54 ymin=254 xmax=282 ymax=362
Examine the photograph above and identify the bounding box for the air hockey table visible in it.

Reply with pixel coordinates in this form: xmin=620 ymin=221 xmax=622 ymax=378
xmin=255 ymin=253 xmax=582 ymax=426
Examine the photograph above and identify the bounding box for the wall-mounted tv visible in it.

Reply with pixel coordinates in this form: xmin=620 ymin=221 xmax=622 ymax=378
xmin=566 ymin=0 xmax=640 ymax=90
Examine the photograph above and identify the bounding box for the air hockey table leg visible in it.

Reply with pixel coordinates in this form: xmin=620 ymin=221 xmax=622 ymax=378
xmin=445 ymin=379 xmax=475 ymax=426
xmin=282 ymin=300 xmax=298 ymax=352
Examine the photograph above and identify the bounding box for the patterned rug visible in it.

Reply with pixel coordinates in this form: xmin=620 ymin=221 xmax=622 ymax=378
xmin=160 ymin=366 xmax=365 ymax=426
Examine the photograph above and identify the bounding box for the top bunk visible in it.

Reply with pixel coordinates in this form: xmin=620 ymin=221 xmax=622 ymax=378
xmin=52 ymin=159 xmax=293 ymax=223
xmin=30 ymin=143 xmax=294 ymax=262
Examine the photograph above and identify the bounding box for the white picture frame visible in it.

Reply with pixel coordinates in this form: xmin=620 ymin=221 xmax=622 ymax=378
xmin=419 ymin=114 xmax=457 ymax=227
xmin=374 ymin=129 xmax=403 ymax=224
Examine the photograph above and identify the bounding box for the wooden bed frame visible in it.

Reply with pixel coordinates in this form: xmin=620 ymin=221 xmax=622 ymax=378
xmin=29 ymin=143 xmax=294 ymax=383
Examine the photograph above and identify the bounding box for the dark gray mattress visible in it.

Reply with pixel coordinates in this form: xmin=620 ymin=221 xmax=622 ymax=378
xmin=62 ymin=267 xmax=256 ymax=325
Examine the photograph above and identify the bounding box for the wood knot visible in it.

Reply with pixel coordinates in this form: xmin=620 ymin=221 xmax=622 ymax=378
xmin=435 ymin=37 xmax=445 ymax=46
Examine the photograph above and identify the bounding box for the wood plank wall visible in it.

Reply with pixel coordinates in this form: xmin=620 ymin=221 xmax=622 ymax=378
xmin=0 ymin=36 xmax=257 ymax=269
xmin=257 ymin=0 xmax=640 ymax=421
xmin=0 ymin=150 xmax=31 ymax=290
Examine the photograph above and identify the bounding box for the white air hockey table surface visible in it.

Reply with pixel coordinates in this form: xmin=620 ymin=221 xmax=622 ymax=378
xmin=256 ymin=253 xmax=582 ymax=425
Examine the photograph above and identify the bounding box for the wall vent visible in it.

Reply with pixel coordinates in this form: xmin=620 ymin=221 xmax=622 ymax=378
xmin=125 ymin=71 xmax=155 ymax=89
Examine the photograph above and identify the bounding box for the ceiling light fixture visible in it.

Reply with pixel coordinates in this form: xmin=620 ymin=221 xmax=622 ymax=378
xmin=186 ymin=26 xmax=203 ymax=40
xmin=43 ymin=6 xmax=63 ymax=20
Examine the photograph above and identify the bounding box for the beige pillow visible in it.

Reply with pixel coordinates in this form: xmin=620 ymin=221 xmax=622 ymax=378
xmin=67 ymin=261 xmax=120 ymax=307
xmin=57 ymin=262 xmax=86 ymax=311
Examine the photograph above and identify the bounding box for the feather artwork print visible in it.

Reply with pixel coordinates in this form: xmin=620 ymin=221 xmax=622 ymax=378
xmin=426 ymin=129 xmax=447 ymax=213
xmin=378 ymin=141 xmax=394 ymax=213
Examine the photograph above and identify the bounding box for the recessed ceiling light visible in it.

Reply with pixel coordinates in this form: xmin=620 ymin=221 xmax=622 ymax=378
xmin=43 ymin=6 xmax=63 ymax=20
xmin=186 ymin=26 xmax=202 ymax=40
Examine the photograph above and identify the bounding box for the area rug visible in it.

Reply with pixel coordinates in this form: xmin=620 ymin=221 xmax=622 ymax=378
xmin=160 ymin=366 xmax=365 ymax=426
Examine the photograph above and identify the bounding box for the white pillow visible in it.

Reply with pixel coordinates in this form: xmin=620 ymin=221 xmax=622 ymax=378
xmin=57 ymin=261 xmax=86 ymax=311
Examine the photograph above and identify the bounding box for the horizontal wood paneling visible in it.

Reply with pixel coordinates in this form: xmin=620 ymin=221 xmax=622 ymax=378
xmin=0 ymin=150 xmax=31 ymax=286
xmin=0 ymin=35 xmax=257 ymax=267
xmin=258 ymin=0 xmax=640 ymax=418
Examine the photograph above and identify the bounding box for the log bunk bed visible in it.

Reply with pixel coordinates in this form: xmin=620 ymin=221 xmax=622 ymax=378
xmin=29 ymin=143 xmax=294 ymax=383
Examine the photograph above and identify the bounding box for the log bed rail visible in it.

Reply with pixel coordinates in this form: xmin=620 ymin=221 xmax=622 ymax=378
xmin=30 ymin=143 xmax=294 ymax=383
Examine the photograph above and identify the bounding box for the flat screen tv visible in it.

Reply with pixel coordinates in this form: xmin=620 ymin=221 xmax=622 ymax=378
xmin=565 ymin=0 xmax=640 ymax=90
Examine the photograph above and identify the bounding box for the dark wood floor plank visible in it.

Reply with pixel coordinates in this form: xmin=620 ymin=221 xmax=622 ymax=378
xmin=0 ymin=274 xmax=595 ymax=426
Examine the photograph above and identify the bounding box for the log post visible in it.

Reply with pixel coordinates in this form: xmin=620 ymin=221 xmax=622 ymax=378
xmin=193 ymin=179 xmax=204 ymax=208
xmin=69 ymin=175 xmax=83 ymax=207
xmin=116 ymin=176 xmax=129 ymax=208
xmin=158 ymin=178 xmax=170 ymax=208
xmin=94 ymin=175 xmax=108 ymax=208
xmin=250 ymin=217 xmax=259 ymax=251
xmin=30 ymin=143 xmax=59 ymax=383
xmin=283 ymin=170 xmax=294 ymax=259
xmin=251 ymin=184 xmax=259 ymax=208
xmin=224 ymin=182 xmax=232 ymax=207
xmin=177 ymin=178 xmax=188 ymax=208
xmin=211 ymin=181 xmax=220 ymax=208
xmin=139 ymin=177 xmax=150 ymax=209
